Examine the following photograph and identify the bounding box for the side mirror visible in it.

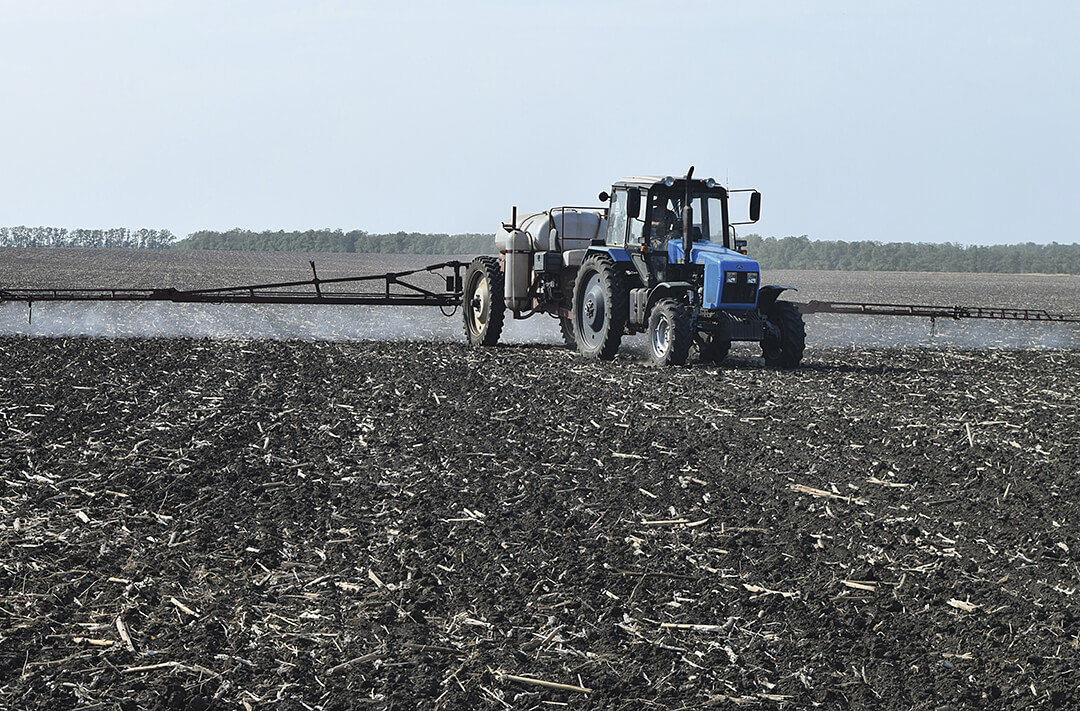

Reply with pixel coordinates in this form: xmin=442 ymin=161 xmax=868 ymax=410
xmin=598 ymin=191 xmax=610 ymax=203
xmin=626 ymin=190 xmax=640 ymax=218
xmin=749 ymin=191 xmax=761 ymax=222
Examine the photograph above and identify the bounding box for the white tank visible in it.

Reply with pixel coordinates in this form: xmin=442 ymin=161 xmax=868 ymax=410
xmin=494 ymin=209 xmax=608 ymax=312
xmin=506 ymin=210 xmax=606 ymax=252
xmin=496 ymin=228 xmax=531 ymax=311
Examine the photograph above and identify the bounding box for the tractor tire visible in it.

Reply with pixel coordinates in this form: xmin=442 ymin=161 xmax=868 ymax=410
xmin=693 ymin=332 xmax=731 ymax=364
xmin=462 ymin=256 xmax=505 ymax=347
xmin=558 ymin=315 xmax=576 ymax=348
xmin=647 ymin=299 xmax=693 ymax=366
xmin=762 ymin=301 xmax=806 ymax=369
xmin=572 ymin=255 xmax=627 ymax=360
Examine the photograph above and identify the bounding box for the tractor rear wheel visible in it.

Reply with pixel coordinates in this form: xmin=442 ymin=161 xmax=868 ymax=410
xmin=647 ymin=299 xmax=693 ymax=366
xmin=572 ymin=255 xmax=627 ymax=360
xmin=693 ymin=332 xmax=731 ymax=364
xmin=762 ymin=301 xmax=806 ymax=369
xmin=463 ymin=257 xmax=505 ymax=346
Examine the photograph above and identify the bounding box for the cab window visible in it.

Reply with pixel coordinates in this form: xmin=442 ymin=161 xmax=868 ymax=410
xmin=626 ymin=189 xmax=646 ymax=245
xmin=607 ymin=190 xmax=628 ymax=246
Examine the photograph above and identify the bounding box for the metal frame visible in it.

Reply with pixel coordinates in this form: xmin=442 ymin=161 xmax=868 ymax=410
xmin=1 ymin=260 xmax=467 ymax=308
xmin=798 ymin=300 xmax=1080 ymax=323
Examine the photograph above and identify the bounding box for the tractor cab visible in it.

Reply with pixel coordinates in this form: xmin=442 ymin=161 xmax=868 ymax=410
xmin=600 ymin=174 xmax=758 ymax=252
xmin=597 ymin=174 xmax=763 ymax=306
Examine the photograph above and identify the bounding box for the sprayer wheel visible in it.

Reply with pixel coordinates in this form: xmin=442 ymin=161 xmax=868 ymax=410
xmin=762 ymin=301 xmax=806 ymax=369
xmin=463 ymin=257 xmax=505 ymax=347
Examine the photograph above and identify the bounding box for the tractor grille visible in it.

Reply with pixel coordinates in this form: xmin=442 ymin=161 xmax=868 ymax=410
xmin=721 ymin=272 xmax=757 ymax=304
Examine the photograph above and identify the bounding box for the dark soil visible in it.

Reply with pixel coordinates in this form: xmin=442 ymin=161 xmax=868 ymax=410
xmin=2 ymin=338 xmax=1078 ymax=710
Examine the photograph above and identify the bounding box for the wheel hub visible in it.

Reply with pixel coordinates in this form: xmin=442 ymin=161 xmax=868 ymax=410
xmin=471 ymin=279 xmax=489 ymax=326
xmin=584 ymin=282 xmax=606 ymax=332
xmin=652 ymin=315 xmax=671 ymax=355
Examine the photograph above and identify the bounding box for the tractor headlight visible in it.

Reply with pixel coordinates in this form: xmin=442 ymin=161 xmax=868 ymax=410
xmin=662 ymin=176 xmax=675 ymax=187
xmin=747 ymin=272 xmax=759 ymax=284
xmin=705 ymin=178 xmax=716 ymax=188
xmin=725 ymin=272 xmax=738 ymax=284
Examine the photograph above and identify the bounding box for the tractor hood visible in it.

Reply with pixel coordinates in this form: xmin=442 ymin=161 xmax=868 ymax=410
xmin=667 ymin=239 xmax=760 ymax=309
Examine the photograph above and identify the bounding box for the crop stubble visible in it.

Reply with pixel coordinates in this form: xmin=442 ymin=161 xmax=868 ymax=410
xmin=2 ymin=337 xmax=1079 ymax=709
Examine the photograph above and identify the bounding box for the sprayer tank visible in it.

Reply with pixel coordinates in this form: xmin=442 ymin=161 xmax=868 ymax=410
xmin=495 ymin=209 xmax=607 ymax=312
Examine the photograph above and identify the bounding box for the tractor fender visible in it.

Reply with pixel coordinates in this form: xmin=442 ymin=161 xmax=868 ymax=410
xmin=757 ymin=285 xmax=798 ymax=312
xmin=585 ymin=246 xmax=632 ymax=262
xmin=648 ymin=281 xmax=693 ymax=310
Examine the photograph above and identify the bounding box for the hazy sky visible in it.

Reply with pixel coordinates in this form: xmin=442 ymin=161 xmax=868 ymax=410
xmin=2 ymin=1 xmax=1077 ymax=245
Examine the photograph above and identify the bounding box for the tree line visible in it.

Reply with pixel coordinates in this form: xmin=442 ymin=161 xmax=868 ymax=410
xmin=171 ymin=229 xmax=495 ymax=255
xmin=0 ymin=226 xmax=175 ymax=249
xmin=167 ymin=229 xmax=1080 ymax=274
xmin=742 ymin=234 xmax=1080 ymax=275
xmin=4 ymin=225 xmax=1079 ymax=274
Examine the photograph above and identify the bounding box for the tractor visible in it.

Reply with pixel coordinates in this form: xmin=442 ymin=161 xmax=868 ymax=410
xmin=462 ymin=167 xmax=806 ymax=368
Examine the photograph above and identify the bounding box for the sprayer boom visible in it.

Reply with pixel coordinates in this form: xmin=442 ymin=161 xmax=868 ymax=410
xmin=1 ymin=261 xmax=467 ymax=308
xmin=798 ymin=300 xmax=1080 ymax=323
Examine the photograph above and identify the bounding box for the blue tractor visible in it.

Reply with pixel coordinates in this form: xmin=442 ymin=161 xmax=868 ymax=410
xmin=463 ymin=167 xmax=806 ymax=368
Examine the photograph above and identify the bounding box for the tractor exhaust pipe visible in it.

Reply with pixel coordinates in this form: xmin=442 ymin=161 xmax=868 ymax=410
xmin=682 ymin=166 xmax=694 ymax=265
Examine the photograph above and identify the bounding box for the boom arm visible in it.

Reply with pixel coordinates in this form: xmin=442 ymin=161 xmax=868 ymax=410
xmin=1 ymin=261 xmax=467 ymax=308
xmin=799 ymin=300 xmax=1080 ymax=323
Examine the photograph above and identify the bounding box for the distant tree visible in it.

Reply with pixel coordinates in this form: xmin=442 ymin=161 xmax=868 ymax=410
xmin=734 ymin=234 xmax=1080 ymax=275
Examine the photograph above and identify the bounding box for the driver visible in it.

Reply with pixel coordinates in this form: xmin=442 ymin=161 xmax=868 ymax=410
xmin=649 ymin=199 xmax=678 ymax=247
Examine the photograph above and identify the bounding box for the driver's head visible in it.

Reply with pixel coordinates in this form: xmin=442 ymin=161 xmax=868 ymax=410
xmin=651 ymin=202 xmax=673 ymax=232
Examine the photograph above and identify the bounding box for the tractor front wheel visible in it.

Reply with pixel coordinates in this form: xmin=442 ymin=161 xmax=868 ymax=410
xmin=572 ymin=255 xmax=627 ymax=360
xmin=647 ymin=299 xmax=693 ymax=366
xmin=762 ymin=301 xmax=806 ymax=369
xmin=463 ymin=257 xmax=505 ymax=346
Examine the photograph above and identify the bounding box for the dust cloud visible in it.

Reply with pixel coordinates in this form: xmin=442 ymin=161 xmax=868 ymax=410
xmin=1 ymin=301 xmax=1075 ymax=350
xmin=805 ymin=313 xmax=1080 ymax=350
xmin=0 ymin=301 xmax=566 ymax=344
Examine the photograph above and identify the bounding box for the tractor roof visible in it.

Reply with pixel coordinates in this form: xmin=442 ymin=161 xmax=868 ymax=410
xmin=612 ymin=175 xmax=723 ymax=191
xmin=612 ymin=176 xmax=668 ymax=188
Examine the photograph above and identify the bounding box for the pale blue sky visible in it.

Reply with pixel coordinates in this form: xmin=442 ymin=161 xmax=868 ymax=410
xmin=1 ymin=1 xmax=1077 ymax=245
